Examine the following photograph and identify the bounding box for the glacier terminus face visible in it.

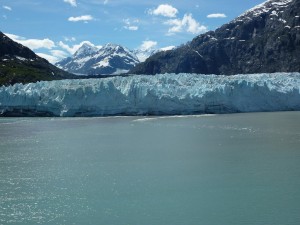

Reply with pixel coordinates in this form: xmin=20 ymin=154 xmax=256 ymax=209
xmin=0 ymin=73 xmax=300 ymax=116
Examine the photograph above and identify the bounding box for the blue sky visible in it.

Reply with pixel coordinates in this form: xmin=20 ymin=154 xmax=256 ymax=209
xmin=1 ymin=0 xmax=264 ymax=63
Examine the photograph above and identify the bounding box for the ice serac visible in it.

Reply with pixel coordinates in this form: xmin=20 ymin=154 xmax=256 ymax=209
xmin=0 ymin=73 xmax=300 ymax=116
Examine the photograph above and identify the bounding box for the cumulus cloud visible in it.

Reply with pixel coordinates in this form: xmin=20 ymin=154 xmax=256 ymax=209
xmin=21 ymin=39 xmax=55 ymax=50
xmin=3 ymin=5 xmax=12 ymax=11
xmin=50 ymin=50 xmax=69 ymax=59
xmin=39 ymin=50 xmax=70 ymax=64
xmin=58 ymin=41 xmax=98 ymax=55
xmin=68 ymin=15 xmax=93 ymax=22
xmin=165 ymin=14 xmax=207 ymax=35
xmin=5 ymin=33 xmax=56 ymax=50
xmin=123 ymin=18 xmax=139 ymax=31
xmin=149 ymin=4 xmax=178 ymax=18
xmin=207 ymin=13 xmax=227 ymax=18
xmin=64 ymin=0 xmax=77 ymax=7
xmin=36 ymin=53 xmax=59 ymax=64
xmin=139 ymin=40 xmax=157 ymax=51
xmin=4 ymin=33 xmax=22 ymax=40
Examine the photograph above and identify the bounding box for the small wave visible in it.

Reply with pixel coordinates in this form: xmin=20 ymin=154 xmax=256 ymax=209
xmin=132 ymin=117 xmax=157 ymax=122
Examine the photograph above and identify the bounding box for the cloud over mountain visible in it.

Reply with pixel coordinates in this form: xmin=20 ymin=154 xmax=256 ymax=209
xmin=5 ymin=33 xmax=55 ymax=50
xmin=165 ymin=14 xmax=207 ymax=35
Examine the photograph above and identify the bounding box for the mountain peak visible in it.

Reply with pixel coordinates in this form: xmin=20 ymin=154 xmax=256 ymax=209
xmin=74 ymin=42 xmax=99 ymax=58
xmin=236 ymin=0 xmax=294 ymax=21
xmin=56 ymin=43 xmax=140 ymax=75
xmin=102 ymin=43 xmax=132 ymax=54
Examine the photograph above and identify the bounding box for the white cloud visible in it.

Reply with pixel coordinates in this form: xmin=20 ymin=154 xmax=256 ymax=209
xmin=207 ymin=13 xmax=227 ymax=18
xmin=68 ymin=15 xmax=93 ymax=22
xmin=64 ymin=0 xmax=77 ymax=7
xmin=123 ymin=18 xmax=139 ymax=31
xmin=22 ymin=39 xmax=55 ymax=50
xmin=149 ymin=4 xmax=178 ymax=18
xmin=36 ymin=53 xmax=59 ymax=64
xmin=165 ymin=14 xmax=207 ymax=35
xmin=104 ymin=0 xmax=109 ymax=5
xmin=58 ymin=41 xmax=79 ymax=55
xmin=139 ymin=40 xmax=157 ymax=51
xmin=3 ymin=5 xmax=12 ymax=11
xmin=165 ymin=18 xmax=183 ymax=33
xmin=59 ymin=41 xmax=98 ymax=55
xmin=5 ymin=33 xmax=56 ymax=50
xmin=125 ymin=26 xmax=138 ymax=31
xmin=5 ymin=33 xmax=23 ymax=40
xmin=64 ymin=36 xmax=76 ymax=42
xmin=51 ymin=50 xmax=69 ymax=59
xmin=37 ymin=49 xmax=71 ymax=64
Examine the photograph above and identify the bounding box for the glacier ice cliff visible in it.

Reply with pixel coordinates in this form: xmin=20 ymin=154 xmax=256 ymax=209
xmin=0 ymin=73 xmax=300 ymax=116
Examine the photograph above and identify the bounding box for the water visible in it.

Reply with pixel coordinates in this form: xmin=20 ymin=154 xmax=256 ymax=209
xmin=0 ymin=112 xmax=300 ymax=225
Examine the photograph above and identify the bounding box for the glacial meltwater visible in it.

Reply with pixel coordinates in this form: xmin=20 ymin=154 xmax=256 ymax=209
xmin=0 ymin=112 xmax=300 ymax=225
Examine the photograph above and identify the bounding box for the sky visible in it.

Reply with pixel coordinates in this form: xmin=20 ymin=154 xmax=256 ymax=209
xmin=1 ymin=0 xmax=265 ymax=64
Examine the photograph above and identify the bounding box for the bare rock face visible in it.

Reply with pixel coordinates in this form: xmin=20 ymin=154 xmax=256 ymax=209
xmin=131 ymin=0 xmax=300 ymax=75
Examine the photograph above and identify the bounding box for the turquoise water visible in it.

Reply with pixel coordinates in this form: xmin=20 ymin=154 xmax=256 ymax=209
xmin=0 ymin=112 xmax=300 ymax=225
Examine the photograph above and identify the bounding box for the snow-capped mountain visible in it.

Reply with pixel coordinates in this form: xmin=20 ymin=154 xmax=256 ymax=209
xmin=56 ymin=43 xmax=140 ymax=75
xmin=73 ymin=43 xmax=99 ymax=58
xmin=133 ymin=46 xmax=176 ymax=62
xmin=235 ymin=0 xmax=293 ymax=21
xmin=133 ymin=48 xmax=158 ymax=63
xmin=131 ymin=0 xmax=300 ymax=75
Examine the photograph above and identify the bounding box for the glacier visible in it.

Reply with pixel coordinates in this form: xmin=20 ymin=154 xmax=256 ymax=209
xmin=0 ymin=73 xmax=300 ymax=116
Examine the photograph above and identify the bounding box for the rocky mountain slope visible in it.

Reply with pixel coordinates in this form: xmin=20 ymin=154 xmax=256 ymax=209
xmin=130 ymin=0 xmax=300 ymax=75
xmin=56 ymin=43 xmax=140 ymax=75
xmin=0 ymin=32 xmax=74 ymax=86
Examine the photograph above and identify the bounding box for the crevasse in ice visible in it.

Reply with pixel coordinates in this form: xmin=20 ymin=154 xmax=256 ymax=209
xmin=0 ymin=73 xmax=300 ymax=116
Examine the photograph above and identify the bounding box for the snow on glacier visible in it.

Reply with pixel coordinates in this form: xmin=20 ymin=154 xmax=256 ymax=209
xmin=0 ymin=73 xmax=300 ymax=116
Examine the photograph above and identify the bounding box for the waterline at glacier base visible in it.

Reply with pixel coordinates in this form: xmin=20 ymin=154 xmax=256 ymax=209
xmin=0 ymin=73 xmax=300 ymax=117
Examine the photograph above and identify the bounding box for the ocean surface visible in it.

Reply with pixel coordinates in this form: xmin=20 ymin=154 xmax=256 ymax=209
xmin=0 ymin=112 xmax=300 ymax=225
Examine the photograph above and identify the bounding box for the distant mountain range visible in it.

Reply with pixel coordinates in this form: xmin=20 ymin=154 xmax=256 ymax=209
xmin=56 ymin=43 xmax=139 ymax=75
xmin=0 ymin=32 xmax=74 ymax=86
xmin=55 ymin=43 xmax=175 ymax=76
xmin=130 ymin=0 xmax=300 ymax=75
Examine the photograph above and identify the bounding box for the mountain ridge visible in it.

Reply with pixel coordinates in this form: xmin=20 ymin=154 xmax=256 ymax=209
xmin=130 ymin=0 xmax=300 ymax=75
xmin=56 ymin=43 xmax=176 ymax=76
xmin=0 ymin=32 xmax=74 ymax=86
